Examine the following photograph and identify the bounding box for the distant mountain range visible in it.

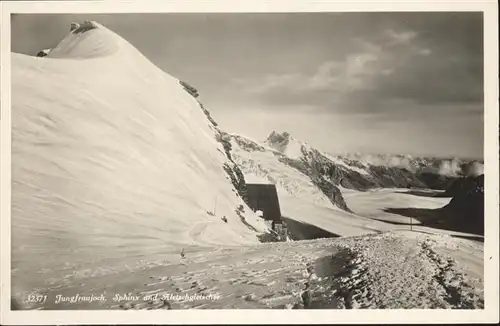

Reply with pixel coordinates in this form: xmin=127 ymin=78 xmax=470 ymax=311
xmin=226 ymin=130 xmax=483 ymax=214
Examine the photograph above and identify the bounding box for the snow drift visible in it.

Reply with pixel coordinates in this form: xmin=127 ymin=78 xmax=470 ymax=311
xmin=11 ymin=21 xmax=269 ymax=293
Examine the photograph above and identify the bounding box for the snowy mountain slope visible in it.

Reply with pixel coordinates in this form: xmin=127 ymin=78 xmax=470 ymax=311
xmin=230 ymin=131 xmax=428 ymax=214
xmin=11 ymin=21 xmax=269 ymax=295
xmin=229 ymin=133 xmax=333 ymax=207
xmin=229 ymin=132 xmax=357 ymax=212
xmin=233 ymin=130 xmax=484 ymax=201
xmin=263 ymin=131 xmax=423 ymax=191
xmin=227 ymin=133 xmax=402 ymax=237
xmin=228 ymin=131 xmax=486 ymax=238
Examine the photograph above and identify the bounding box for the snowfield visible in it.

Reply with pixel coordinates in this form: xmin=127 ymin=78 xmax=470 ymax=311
xmin=228 ymin=133 xmax=483 ymax=239
xmin=16 ymin=231 xmax=483 ymax=310
xmin=10 ymin=21 xmax=484 ymax=310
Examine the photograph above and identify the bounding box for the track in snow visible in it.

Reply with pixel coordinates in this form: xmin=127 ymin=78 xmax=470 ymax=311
xmin=13 ymin=231 xmax=483 ymax=310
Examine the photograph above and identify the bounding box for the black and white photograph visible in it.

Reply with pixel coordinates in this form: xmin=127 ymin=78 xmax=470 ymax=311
xmin=1 ymin=1 xmax=498 ymax=324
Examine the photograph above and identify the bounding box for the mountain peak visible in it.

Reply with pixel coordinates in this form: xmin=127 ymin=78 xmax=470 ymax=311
xmin=12 ymin=20 xmax=270 ymax=280
xmin=265 ymin=131 xmax=306 ymax=159
xmin=43 ymin=20 xmax=125 ymax=59
xmin=266 ymin=131 xmax=291 ymax=143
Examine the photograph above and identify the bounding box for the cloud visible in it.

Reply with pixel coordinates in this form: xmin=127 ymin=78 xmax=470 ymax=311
xmin=417 ymin=48 xmax=432 ymax=56
xmin=234 ymin=40 xmax=384 ymax=101
xmin=437 ymin=159 xmax=463 ymax=176
xmin=233 ymin=20 xmax=482 ymax=114
xmin=384 ymin=29 xmax=418 ymax=45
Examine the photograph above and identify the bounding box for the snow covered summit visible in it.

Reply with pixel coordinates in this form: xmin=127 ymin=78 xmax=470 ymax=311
xmin=11 ymin=21 xmax=269 ymax=293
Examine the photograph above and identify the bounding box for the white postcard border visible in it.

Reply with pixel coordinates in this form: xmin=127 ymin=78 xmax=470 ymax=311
xmin=1 ymin=1 xmax=498 ymax=324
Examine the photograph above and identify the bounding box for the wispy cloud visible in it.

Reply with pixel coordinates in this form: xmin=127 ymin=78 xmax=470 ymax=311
xmin=384 ymin=29 xmax=418 ymax=45
xmin=234 ymin=43 xmax=384 ymax=97
xmin=232 ymin=23 xmax=481 ymax=114
xmin=417 ymin=48 xmax=432 ymax=56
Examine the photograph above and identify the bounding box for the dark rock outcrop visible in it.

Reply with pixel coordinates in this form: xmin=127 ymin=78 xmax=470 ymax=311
xmin=36 ymin=49 xmax=51 ymax=58
xmin=198 ymin=102 xmax=218 ymax=127
xmin=415 ymin=171 xmax=458 ymax=191
xmin=304 ymin=148 xmax=377 ymax=191
xmin=382 ymin=175 xmax=484 ymax=235
xmin=368 ymin=165 xmax=427 ymax=189
xmin=223 ymin=162 xmax=248 ymax=203
xmin=180 ymin=81 xmax=248 ymax=204
xmin=70 ymin=22 xmax=80 ymax=32
xmin=275 ymin=153 xmax=352 ymax=213
xmin=266 ymin=131 xmax=291 ymax=152
xmin=179 ymin=81 xmax=217 ymax=127
xmin=72 ymin=20 xmax=98 ymax=34
xmin=232 ymin=134 xmax=266 ymax=152
xmin=441 ymin=174 xmax=485 ymax=197
xmin=179 ymin=80 xmax=199 ymax=98
xmin=438 ymin=174 xmax=484 ymax=235
xmin=313 ymin=176 xmax=352 ymax=212
xmin=460 ymin=160 xmax=484 ymax=177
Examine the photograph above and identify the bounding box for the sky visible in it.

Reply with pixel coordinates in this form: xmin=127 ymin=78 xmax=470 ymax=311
xmin=11 ymin=12 xmax=484 ymax=159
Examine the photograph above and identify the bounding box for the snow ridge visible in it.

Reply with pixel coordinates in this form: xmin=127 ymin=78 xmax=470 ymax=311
xmin=304 ymin=232 xmax=484 ymax=309
xmin=12 ymin=21 xmax=269 ymax=297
